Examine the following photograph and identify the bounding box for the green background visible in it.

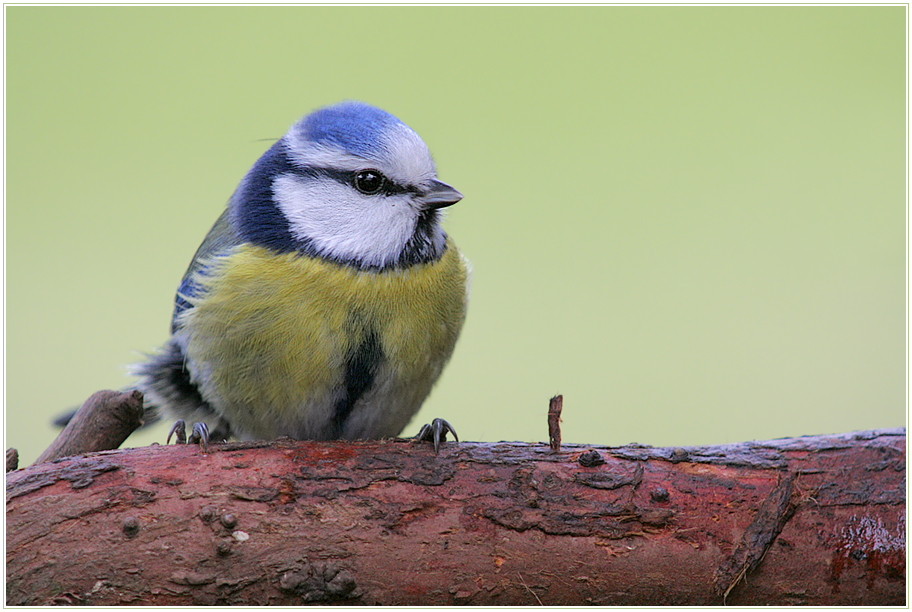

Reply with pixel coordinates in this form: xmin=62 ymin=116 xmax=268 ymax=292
xmin=6 ymin=6 xmax=906 ymax=465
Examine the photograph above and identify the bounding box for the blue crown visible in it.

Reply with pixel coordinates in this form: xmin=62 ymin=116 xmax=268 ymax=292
xmin=298 ymin=101 xmax=405 ymax=158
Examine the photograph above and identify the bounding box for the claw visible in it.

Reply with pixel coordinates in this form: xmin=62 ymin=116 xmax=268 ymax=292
xmin=188 ymin=421 xmax=210 ymax=451
xmin=415 ymin=418 xmax=459 ymax=454
xmin=167 ymin=419 xmax=187 ymax=444
xmin=166 ymin=419 xmax=210 ymax=450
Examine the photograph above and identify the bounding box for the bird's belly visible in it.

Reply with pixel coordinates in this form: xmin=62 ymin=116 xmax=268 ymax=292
xmin=177 ymin=243 xmax=468 ymax=440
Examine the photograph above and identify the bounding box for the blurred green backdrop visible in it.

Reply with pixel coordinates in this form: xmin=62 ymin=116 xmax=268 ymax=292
xmin=6 ymin=6 xmax=906 ymax=465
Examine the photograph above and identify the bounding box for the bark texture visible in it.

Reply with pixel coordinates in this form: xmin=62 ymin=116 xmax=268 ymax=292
xmin=6 ymin=429 xmax=905 ymax=606
xmin=35 ymin=390 xmax=145 ymax=464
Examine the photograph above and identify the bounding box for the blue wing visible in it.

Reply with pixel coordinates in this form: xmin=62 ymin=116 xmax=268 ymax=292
xmin=133 ymin=206 xmax=242 ymax=438
xmin=171 ymin=207 xmax=243 ymax=333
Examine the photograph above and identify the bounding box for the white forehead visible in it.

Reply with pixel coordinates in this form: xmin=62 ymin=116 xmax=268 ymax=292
xmin=283 ymin=104 xmax=437 ymax=186
xmin=380 ymin=122 xmax=437 ymax=183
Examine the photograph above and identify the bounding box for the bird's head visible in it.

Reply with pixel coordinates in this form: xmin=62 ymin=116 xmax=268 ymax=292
xmin=230 ymin=101 xmax=462 ymax=270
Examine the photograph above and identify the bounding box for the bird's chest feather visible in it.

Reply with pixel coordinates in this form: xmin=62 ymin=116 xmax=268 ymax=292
xmin=178 ymin=241 xmax=468 ymax=405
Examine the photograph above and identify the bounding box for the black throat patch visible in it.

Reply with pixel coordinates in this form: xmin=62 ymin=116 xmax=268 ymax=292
xmin=331 ymin=327 xmax=383 ymax=437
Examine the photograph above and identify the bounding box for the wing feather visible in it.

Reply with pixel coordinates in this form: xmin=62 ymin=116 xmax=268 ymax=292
xmin=171 ymin=207 xmax=243 ymax=332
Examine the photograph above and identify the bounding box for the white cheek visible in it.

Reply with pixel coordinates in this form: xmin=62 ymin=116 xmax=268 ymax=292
xmin=272 ymin=174 xmax=416 ymax=268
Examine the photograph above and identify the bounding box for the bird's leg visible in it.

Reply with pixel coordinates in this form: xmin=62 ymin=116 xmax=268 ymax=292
xmin=167 ymin=419 xmax=187 ymax=444
xmin=166 ymin=419 xmax=214 ymax=451
xmin=414 ymin=418 xmax=458 ymax=454
xmin=187 ymin=421 xmax=210 ymax=451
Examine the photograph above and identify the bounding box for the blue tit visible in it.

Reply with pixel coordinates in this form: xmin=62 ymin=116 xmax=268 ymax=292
xmin=134 ymin=101 xmax=469 ymax=448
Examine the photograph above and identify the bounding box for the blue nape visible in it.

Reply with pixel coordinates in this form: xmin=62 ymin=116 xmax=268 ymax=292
xmin=230 ymin=140 xmax=299 ymax=253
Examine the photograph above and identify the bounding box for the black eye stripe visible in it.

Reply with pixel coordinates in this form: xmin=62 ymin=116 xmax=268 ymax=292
xmin=294 ymin=167 xmax=412 ymax=196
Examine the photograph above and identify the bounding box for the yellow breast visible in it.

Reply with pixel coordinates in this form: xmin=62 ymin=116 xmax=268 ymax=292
xmin=177 ymin=239 xmax=469 ymax=438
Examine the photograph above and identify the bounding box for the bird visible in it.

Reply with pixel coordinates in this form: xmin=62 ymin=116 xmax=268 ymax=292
xmin=133 ymin=101 xmax=469 ymax=451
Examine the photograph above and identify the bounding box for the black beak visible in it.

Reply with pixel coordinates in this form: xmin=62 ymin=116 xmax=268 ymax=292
xmin=418 ymin=180 xmax=463 ymax=210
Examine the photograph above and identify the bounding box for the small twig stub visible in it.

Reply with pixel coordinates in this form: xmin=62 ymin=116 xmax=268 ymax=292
xmin=6 ymin=448 xmax=19 ymax=472
xmin=548 ymin=394 xmax=563 ymax=452
xmin=714 ymin=472 xmax=800 ymax=601
xmin=35 ymin=389 xmax=145 ymax=465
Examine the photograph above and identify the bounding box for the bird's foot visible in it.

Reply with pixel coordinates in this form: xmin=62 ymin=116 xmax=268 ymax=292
xmin=167 ymin=419 xmax=211 ymax=451
xmin=414 ymin=418 xmax=458 ymax=454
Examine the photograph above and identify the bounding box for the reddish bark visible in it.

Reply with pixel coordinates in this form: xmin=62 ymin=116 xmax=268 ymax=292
xmin=5 ymin=429 xmax=905 ymax=606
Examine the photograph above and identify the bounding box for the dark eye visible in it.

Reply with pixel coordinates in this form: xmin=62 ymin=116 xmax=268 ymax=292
xmin=353 ymin=169 xmax=386 ymax=195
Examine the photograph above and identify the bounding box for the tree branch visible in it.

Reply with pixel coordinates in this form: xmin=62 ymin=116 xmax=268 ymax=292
xmin=6 ymin=429 xmax=904 ymax=605
xmin=34 ymin=389 xmax=145 ymax=465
